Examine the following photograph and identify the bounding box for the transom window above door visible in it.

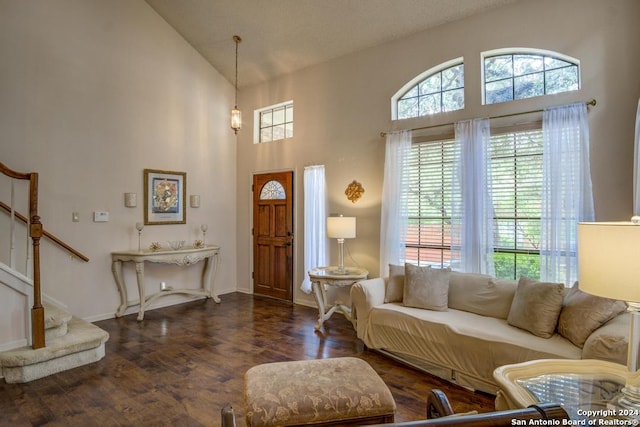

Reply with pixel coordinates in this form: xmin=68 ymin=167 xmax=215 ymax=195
xmin=254 ymin=100 xmax=293 ymax=144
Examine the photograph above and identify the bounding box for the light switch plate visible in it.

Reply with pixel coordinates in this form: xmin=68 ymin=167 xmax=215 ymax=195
xmin=72 ymin=212 xmax=80 ymax=222
xmin=93 ymin=211 xmax=109 ymax=222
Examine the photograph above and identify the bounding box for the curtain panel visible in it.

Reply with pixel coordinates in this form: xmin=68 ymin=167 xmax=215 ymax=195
xmin=379 ymin=130 xmax=411 ymax=277
xmin=540 ymin=102 xmax=594 ymax=285
xmin=634 ymin=98 xmax=640 ymax=215
xmin=300 ymin=165 xmax=327 ymax=294
xmin=452 ymin=118 xmax=495 ymax=275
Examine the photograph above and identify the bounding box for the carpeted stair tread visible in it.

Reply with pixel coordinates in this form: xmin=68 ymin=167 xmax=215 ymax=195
xmin=0 ymin=316 xmax=109 ymax=368
xmin=43 ymin=302 xmax=72 ymax=330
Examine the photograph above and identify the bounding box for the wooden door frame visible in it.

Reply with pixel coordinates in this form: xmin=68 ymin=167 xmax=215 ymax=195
xmin=249 ymin=169 xmax=296 ymax=301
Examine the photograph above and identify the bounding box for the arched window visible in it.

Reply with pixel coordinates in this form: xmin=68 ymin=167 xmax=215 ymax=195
xmin=393 ymin=58 xmax=464 ymax=120
xmin=483 ymin=49 xmax=579 ymax=104
xmin=259 ymin=180 xmax=286 ymax=200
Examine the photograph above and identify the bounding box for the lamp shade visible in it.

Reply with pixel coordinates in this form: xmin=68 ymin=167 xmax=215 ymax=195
xmin=327 ymin=216 xmax=356 ymax=239
xmin=231 ymin=107 xmax=242 ymax=133
xmin=578 ymin=221 xmax=640 ymax=302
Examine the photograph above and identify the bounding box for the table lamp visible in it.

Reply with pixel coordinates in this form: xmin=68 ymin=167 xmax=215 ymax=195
xmin=578 ymin=219 xmax=640 ymax=411
xmin=327 ymin=215 xmax=356 ymax=274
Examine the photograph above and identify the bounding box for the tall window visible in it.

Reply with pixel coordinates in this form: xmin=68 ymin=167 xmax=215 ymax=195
xmin=491 ymin=129 xmax=543 ymax=279
xmin=483 ymin=50 xmax=579 ymax=105
xmin=394 ymin=60 xmax=464 ymax=120
xmin=254 ymin=100 xmax=293 ymax=143
xmin=405 ymin=139 xmax=458 ymax=267
xmin=404 ymin=128 xmax=543 ymax=280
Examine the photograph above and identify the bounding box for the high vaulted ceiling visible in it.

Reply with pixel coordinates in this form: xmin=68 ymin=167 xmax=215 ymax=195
xmin=145 ymin=0 xmax=521 ymax=88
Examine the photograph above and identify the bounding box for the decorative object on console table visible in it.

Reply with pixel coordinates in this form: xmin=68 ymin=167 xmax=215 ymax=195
xmin=201 ymin=223 xmax=208 ymax=245
xmin=308 ymin=266 xmax=368 ymax=330
xmin=143 ymin=168 xmax=186 ymax=225
xmin=167 ymin=240 xmax=185 ymax=250
xmin=326 ymin=215 xmax=356 ymax=274
xmin=578 ymin=220 xmax=640 ymax=413
xmin=135 ymin=222 xmax=144 ymax=251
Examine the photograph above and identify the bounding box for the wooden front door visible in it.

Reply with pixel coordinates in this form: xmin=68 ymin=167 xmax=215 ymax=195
xmin=253 ymin=172 xmax=294 ymax=301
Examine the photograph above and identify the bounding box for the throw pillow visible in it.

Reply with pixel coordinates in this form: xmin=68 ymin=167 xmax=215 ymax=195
xmin=507 ymin=276 xmax=565 ymax=338
xmin=557 ymin=281 xmax=627 ymax=347
xmin=403 ymin=263 xmax=451 ymax=311
xmin=385 ymin=264 xmax=405 ymax=303
xmin=447 ymin=273 xmax=516 ymax=319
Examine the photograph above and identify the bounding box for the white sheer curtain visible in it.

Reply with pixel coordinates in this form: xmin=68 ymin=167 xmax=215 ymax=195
xmin=379 ymin=130 xmax=411 ymax=278
xmin=634 ymin=98 xmax=640 ymax=215
xmin=300 ymin=165 xmax=327 ymax=294
xmin=451 ymin=119 xmax=495 ymax=275
xmin=541 ymin=102 xmax=594 ymax=285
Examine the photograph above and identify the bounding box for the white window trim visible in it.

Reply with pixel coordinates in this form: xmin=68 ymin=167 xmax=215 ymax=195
xmin=391 ymin=57 xmax=463 ymax=121
xmin=481 ymin=48 xmax=581 ymax=105
xmin=253 ymin=100 xmax=294 ymax=144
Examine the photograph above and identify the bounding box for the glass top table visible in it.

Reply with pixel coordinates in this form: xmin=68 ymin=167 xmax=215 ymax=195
xmin=494 ymin=359 xmax=639 ymax=423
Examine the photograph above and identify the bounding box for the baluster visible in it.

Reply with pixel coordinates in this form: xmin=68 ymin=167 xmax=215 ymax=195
xmin=10 ymin=179 xmax=15 ymax=269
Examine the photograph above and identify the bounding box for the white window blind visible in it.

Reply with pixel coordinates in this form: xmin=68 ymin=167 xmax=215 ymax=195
xmin=405 ymin=128 xmax=544 ymax=279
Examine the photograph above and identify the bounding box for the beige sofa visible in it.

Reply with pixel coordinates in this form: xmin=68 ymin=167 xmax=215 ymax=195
xmin=351 ymin=266 xmax=629 ymax=394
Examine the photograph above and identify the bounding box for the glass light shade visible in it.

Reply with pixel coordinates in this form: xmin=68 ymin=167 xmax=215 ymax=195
xmin=578 ymin=221 xmax=640 ymax=302
xmin=231 ymin=107 xmax=242 ymax=133
xmin=327 ymin=216 xmax=356 ymax=239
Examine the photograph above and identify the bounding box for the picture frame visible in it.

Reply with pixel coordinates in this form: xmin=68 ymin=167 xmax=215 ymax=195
xmin=143 ymin=168 xmax=186 ymax=225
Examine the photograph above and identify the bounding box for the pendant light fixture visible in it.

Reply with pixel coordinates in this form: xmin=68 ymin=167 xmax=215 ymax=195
xmin=231 ymin=35 xmax=242 ymax=134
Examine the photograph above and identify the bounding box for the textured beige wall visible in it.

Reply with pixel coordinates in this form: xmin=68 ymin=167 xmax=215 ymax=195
xmin=0 ymin=0 xmax=238 ymax=321
xmin=236 ymin=0 xmax=640 ymax=306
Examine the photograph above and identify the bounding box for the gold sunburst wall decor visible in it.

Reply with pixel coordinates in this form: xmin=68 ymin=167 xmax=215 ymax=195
xmin=345 ymin=180 xmax=365 ymax=203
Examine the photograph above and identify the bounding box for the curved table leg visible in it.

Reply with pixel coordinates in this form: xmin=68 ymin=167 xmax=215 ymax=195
xmin=111 ymin=260 xmax=128 ymax=317
xmin=203 ymin=252 xmax=221 ymax=303
xmin=135 ymin=261 xmax=145 ymax=321
xmin=311 ymin=279 xmax=328 ymax=330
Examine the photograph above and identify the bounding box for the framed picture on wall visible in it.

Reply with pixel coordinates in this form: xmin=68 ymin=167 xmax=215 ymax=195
xmin=144 ymin=168 xmax=186 ymax=225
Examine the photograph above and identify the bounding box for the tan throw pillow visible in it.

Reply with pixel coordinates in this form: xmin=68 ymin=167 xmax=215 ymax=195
xmin=403 ymin=263 xmax=451 ymax=311
xmin=447 ymin=272 xmax=516 ymax=319
xmin=507 ymin=276 xmax=565 ymax=338
xmin=558 ymin=281 xmax=627 ymax=347
xmin=385 ymin=264 xmax=405 ymax=303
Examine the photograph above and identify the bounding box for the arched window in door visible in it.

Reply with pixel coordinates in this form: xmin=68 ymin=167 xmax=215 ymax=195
xmin=260 ymin=180 xmax=286 ymax=200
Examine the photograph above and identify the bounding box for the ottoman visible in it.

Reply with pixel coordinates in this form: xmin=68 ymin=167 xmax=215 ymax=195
xmin=244 ymin=357 xmax=396 ymax=426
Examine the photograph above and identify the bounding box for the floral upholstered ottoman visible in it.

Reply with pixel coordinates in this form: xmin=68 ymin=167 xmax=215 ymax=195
xmin=244 ymin=357 xmax=396 ymax=426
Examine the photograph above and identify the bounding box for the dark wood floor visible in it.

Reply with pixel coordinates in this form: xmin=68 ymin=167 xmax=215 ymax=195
xmin=0 ymin=293 xmax=495 ymax=426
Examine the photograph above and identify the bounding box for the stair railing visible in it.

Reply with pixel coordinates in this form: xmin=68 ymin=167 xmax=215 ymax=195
xmin=1 ymin=162 xmax=45 ymax=349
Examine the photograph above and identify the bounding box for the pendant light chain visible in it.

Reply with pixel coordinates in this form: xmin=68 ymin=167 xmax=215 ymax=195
xmin=234 ymin=35 xmax=240 ymax=107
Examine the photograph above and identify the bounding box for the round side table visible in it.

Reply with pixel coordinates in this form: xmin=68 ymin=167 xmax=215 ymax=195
xmin=308 ymin=266 xmax=368 ymax=330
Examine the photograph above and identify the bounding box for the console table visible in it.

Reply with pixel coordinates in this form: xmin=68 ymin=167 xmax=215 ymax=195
xmin=111 ymin=245 xmax=220 ymax=321
xmin=308 ymin=266 xmax=368 ymax=330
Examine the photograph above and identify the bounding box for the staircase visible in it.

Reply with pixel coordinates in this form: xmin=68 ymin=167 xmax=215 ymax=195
xmin=1 ymin=161 xmax=108 ymax=383
xmin=0 ymin=302 xmax=109 ymax=383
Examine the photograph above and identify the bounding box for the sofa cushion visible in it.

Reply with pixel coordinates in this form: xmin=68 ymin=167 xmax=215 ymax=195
xmin=448 ymin=272 xmax=516 ymax=319
xmin=365 ymin=304 xmax=581 ymax=394
xmin=384 ymin=263 xmax=405 ymax=303
xmin=557 ymin=282 xmax=627 ymax=348
xmin=507 ymin=276 xmax=564 ymax=338
xmin=582 ymin=312 xmax=628 ymax=365
xmin=403 ymin=264 xmax=450 ymax=311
